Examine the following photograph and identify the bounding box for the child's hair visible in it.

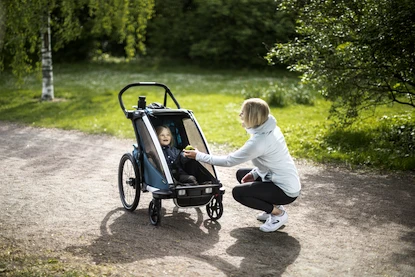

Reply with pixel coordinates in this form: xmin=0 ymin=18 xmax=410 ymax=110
xmin=240 ymin=98 xmax=270 ymax=128
xmin=155 ymin=125 xmax=175 ymax=147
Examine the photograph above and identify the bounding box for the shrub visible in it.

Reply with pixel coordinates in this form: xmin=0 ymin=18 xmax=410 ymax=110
xmin=242 ymin=81 xmax=316 ymax=107
xmin=320 ymin=112 xmax=415 ymax=170
xmin=377 ymin=113 xmax=415 ymax=158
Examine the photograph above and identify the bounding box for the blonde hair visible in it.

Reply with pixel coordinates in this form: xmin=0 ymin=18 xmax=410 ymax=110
xmin=155 ymin=125 xmax=175 ymax=147
xmin=240 ymin=98 xmax=270 ymax=128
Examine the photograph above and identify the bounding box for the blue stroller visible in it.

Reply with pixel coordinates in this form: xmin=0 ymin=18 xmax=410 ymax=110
xmin=117 ymin=82 xmax=225 ymax=225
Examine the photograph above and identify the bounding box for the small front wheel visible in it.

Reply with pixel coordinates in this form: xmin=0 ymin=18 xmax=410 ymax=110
xmin=118 ymin=153 xmax=141 ymax=211
xmin=206 ymin=196 xmax=223 ymax=220
xmin=149 ymin=199 xmax=162 ymax=226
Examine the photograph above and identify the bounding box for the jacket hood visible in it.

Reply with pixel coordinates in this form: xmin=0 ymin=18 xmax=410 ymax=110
xmin=246 ymin=115 xmax=277 ymax=135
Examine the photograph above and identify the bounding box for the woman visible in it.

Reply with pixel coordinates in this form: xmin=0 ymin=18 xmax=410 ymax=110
xmin=184 ymin=98 xmax=301 ymax=232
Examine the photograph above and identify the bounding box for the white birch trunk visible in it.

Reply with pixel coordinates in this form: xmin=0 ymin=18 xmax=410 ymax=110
xmin=41 ymin=14 xmax=54 ymax=101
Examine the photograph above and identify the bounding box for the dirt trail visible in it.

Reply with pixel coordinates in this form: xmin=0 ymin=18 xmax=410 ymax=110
xmin=0 ymin=122 xmax=414 ymax=276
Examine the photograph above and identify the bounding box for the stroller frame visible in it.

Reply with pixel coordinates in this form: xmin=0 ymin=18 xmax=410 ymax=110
xmin=117 ymin=82 xmax=225 ymax=225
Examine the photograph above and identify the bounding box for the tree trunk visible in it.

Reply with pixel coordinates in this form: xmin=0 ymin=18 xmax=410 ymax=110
xmin=0 ymin=0 xmax=5 ymax=52
xmin=41 ymin=14 xmax=54 ymax=101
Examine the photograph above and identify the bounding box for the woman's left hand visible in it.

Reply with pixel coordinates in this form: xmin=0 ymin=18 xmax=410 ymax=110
xmin=241 ymin=172 xmax=254 ymax=183
xmin=183 ymin=149 xmax=197 ymax=159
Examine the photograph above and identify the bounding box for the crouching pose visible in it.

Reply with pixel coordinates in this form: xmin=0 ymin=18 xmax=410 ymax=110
xmin=184 ymin=98 xmax=301 ymax=232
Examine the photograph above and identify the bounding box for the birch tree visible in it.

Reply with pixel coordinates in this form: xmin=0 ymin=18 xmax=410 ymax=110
xmin=41 ymin=14 xmax=54 ymax=101
xmin=0 ymin=0 xmax=155 ymax=101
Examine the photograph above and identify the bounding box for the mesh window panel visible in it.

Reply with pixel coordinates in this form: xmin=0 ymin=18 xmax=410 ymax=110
xmin=183 ymin=118 xmax=215 ymax=177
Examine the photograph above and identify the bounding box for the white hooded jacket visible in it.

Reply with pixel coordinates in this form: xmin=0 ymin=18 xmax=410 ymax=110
xmin=196 ymin=115 xmax=301 ymax=197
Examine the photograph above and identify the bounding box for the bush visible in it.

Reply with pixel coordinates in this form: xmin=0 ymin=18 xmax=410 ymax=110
xmin=242 ymin=81 xmax=316 ymax=107
xmin=377 ymin=114 xmax=415 ymax=158
xmin=321 ymin=112 xmax=415 ymax=170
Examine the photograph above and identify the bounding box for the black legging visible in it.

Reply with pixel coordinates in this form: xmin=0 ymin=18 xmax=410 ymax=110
xmin=232 ymin=168 xmax=297 ymax=213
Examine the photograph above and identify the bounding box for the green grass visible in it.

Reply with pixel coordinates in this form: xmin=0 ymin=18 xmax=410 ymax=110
xmin=0 ymin=61 xmax=293 ymax=141
xmin=0 ymin=60 xmax=413 ymax=170
xmin=0 ymin=238 xmax=114 ymax=276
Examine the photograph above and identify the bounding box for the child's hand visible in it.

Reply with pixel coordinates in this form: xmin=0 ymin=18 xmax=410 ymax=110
xmin=183 ymin=149 xmax=197 ymax=159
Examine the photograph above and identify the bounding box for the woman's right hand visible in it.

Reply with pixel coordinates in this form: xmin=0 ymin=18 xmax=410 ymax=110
xmin=183 ymin=149 xmax=198 ymax=160
xmin=241 ymin=172 xmax=254 ymax=183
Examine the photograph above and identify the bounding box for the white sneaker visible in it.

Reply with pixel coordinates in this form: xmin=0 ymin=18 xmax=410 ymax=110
xmin=259 ymin=211 xmax=288 ymax=232
xmin=256 ymin=205 xmax=285 ymax=221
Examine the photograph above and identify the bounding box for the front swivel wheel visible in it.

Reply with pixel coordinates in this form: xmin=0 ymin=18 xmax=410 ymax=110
xmin=149 ymin=199 xmax=162 ymax=226
xmin=206 ymin=196 xmax=223 ymax=220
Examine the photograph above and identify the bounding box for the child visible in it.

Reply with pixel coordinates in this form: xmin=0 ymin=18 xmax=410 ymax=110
xmin=155 ymin=125 xmax=198 ymax=185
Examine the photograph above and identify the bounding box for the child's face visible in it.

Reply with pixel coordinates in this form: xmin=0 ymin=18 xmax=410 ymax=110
xmin=157 ymin=128 xmax=171 ymax=146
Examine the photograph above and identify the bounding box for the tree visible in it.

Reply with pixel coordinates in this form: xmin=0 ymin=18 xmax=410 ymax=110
xmin=266 ymin=0 xmax=415 ymax=123
xmin=0 ymin=0 xmax=155 ymax=100
xmin=41 ymin=14 xmax=54 ymax=100
xmin=146 ymin=0 xmax=295 ymax=68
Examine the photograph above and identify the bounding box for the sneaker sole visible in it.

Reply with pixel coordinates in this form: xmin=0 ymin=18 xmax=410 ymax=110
xmin=259 ymin=224 xmax=286 ymax=232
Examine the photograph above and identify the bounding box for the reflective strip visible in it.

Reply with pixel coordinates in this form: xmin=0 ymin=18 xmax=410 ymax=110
xmin=146 ymin=185 xmax=160 ymax=192
xmin=142 ymin=115 xmax=174 ymax=184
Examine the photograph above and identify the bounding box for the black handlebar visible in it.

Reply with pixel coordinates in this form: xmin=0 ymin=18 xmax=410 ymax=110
xmin=118 ymin=82 xmax=181 ymax=116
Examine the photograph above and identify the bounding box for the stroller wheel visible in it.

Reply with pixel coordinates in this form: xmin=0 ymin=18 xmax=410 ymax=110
xmin=149 ymin=199 xmax=162 ymax=226
xmin=118 ymin=153 xmax=141 ymax=211
xmin=206 ymin=196 xmax=223 ymax=220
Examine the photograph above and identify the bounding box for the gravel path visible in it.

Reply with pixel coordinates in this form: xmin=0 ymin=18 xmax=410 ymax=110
xmin=0 ymin=122 xmax=414 ymax=276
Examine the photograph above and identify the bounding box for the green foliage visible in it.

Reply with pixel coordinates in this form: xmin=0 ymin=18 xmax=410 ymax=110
xmin=242 ymin=81 xmax=317 ymax=107
xmin=267 ymin=0 xmax=415 ymax=123
xmin=323 ymin=113 xmax=415 ymax=170
xmin=146 ymin=0 xmax=296 ymax=68
xmin=377 ymin=113 xmax=415 ymax=159
xmin=286 ymin=117 xmax=415 ymax=171
xmin=0 ymin=0 xmax=155 ymax=79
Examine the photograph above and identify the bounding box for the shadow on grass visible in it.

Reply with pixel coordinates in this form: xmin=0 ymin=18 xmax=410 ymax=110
xmin=0 ymin=90 xmax=121 ymax=132
xmin=318 ymin=126 xmax=415 ymax=170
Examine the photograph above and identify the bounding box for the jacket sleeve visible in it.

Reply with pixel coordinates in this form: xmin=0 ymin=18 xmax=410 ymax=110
xmin=250 ymin=168 xmax=260 ymax=180
xmin=195 ymin=138 xmax=262 ymax=167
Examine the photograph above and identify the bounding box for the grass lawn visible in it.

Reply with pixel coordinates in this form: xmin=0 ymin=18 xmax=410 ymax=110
xmin=0 ymin=61 xmax=413 ymax=170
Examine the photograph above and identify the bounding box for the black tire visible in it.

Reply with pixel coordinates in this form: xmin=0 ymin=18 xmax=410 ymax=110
xmin=149 ymin=199 xmax=162 ymax=226
xmin=206 ymin=196 xmax=223 ymax=220
xmin=118 ymin=153 xmax=141 ymax=211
